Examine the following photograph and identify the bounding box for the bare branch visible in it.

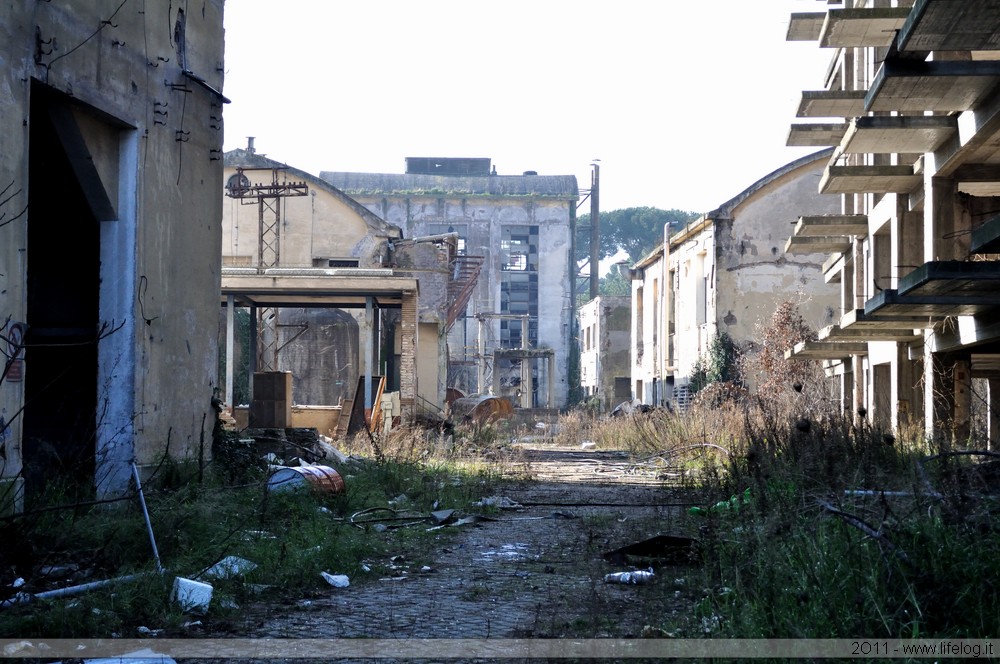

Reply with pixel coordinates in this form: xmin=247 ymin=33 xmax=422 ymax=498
xmin=817 ymin=498 xmax=910 ymax=564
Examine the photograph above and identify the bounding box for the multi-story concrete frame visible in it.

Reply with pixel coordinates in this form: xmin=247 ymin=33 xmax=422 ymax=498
xmin=1 ymin=2 xmax=225 ymax=510
xmin=631 ymin=150 xmax=840 ymax=409
xmin=579 ymin=295 xmax=631 ymax=412
xmin=783 ymin=0 xmax=1000 ymax=444
xmin=322 ymin=159 xmax=578 ymax=409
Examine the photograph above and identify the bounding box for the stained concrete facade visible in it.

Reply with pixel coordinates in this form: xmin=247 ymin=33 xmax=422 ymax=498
xmin=579 ymin=296 xmax=632 ymax=413
xmin=321 ymin=161 xmax=578 ymax=409
xmin=1 ymin=1 xmax=225 ymax=509
xmin=630 ymin=150 xmax=840 ymax=408
xmin=783 ymin=0 xmax=1000 ymax=445
xmin=221 ymin=149 xmax=441 ymax=420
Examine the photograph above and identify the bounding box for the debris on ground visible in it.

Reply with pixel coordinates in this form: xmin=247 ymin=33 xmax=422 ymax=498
xmin=688 ymin=488 xmax=751 ymax=515
xmin=430 ymin=509 xmax=456 ymax=525
xmin=610 ymin=399 xmax=655 ymax=417
xmin=201 ymin=556 xmax=258 ymax=580
xmin=267 ymin=464 xmax=346 ymax=495
xmin=320 ymin=572 xmax=350 ymax=588
xmin=603 ymin=567 xmax=655 ymax=585
xmin=171 ymin=577 xmax=213 ymax=614
xmin=473 ymin=496 xmax=523 ymax=510
xmin=603 ymin=534 xmax=700 ymax=566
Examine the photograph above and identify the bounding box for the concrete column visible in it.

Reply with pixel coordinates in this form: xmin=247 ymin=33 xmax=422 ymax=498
xmin=891 ymin=344 xmax=914 ymax=433
xmin=953 ymin=357 xmax=971 ymax=446
xmin=399 ymin=290 xmax=418 ymax=417
xmin=873 ymin=363 xmax=891 ymax=429
xmin=853 ymin=354 xmax=865 ymax=423
xmin=477 ymin=318 xmax=486 ymax=394
xmin=523 ymin=360 xmax=533 ymax=409
xmin=364 ymin=297 xmax=373 ymax=410
xmin=248 ymin=306 xmax=258 ymax=400
xmin=520 ymin=314 xmax=530 ymax=409
xmin=548 ymin=355 xmax=555 ymax=409
xmin=492 ymin=351 xmax=500 ymax=397
xmin=225 ymin=294 xmax=235 ymax=408
xmin=925 ymin=177 xmax=967 ymax=262
xmin=988 ymin=378 xmax=1000 ymax=451
xmin=924 ymin=346 xmax=953 ymax=448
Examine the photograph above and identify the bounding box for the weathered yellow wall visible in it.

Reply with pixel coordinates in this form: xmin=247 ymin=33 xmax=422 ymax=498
xmin=416 ymin=321 xmax=443 ymax=413
xmin=0 ymin=1 xmax=225 ymax=503
xmin=221 ymin=160 xmax=394 ymax=267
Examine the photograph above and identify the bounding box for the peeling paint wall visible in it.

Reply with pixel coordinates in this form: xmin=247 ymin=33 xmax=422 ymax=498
xmin=321 ymin=179 xmax=576 ymax=408
xmin=713 ymin=159 xmax=839 ymax=345
xmin=1 ymin=1 xmax=225 ymax=505
xmin=630 ymin=152 xmax=839 ymax=406
xmin=579 ymin=296 xmax=631 ymax=412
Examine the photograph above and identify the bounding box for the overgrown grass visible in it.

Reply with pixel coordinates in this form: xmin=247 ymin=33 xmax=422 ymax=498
xmin=0 ymin=425 xmax=512 ymax=638
xmin=628 ymin=397 xmax=1000 ymax=640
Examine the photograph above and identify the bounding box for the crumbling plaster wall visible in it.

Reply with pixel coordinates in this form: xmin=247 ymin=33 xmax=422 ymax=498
xmin=579 ymin=296 xmax=631 ymax=410
xmin=579 ymin=299 xmax=600 ymax=396
xmin=713 ymin=159 xmax=840 ymax=342
xmin=596 ymin=297 xmax=631 ymax=412
xmin=1 ymin=1 xmax=225 ymax=499
xmin=349 ymin=194 xmax=573 ymax=406
xmin=221 ymin=166 xmax=394 ymax=268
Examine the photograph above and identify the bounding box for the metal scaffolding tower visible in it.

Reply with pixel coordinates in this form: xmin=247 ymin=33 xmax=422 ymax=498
xmin=225 ymin=166 xmax=308 ymax=370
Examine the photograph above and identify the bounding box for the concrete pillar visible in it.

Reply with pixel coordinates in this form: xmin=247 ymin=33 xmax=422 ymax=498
xmin=924 ymin=346 xmax=953 ymax=448
xmin=953 ymin=357 xmax=971 ymax=446
xmin=891 ymin=344 xmax=914 ymax=433
xmin=548 ymin=354 xmax=555 ymax=409
xmin=477 ymin=318 xmax=486 ymax=394
xmin=492 ymin=352 xmax=500 ymax=397
xmin=853 ymin=354 xmax=865 ymax=423
xmin=925 ymin=177 xmax=969 ymax=262
xmin=988 ymin=378 xmax=1000 ymax=451
xmin=225 ymin=294 xmax=235 ymax=408
xmin=399 ymin=290 xmax=418 ymax=417
xmin=873 ymin=363 xmax=891 ymax=429
xmin=364 ymin=297 xmax=373 ymax=410
xmin=248 ymin=305 xmax=258 ymax=400
xmin=520 ymin=315 xmax=530 ymax=409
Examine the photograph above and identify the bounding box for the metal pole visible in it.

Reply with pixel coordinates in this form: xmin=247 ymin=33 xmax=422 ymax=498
xmin=521 ymin=314 xmax=530 ymax=408
xmin=590 ymin=163 xmax=600 ymax=300
xmin=131 ymin=462 xmax=164 ymax=574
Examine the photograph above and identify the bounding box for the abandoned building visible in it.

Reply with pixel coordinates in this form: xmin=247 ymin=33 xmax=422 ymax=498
xmin=578 ymin=295 xmax=632 ymax=413
xmin=630 ymin=149 xmax=841 ymax=409
xmin=321 ymin=159 xmax=579 ymax=410
xmin=782 ymin=0 xmax=1000 ymax=444
xmin=1 ymin=2 xmax=226 ymax=511
xmin=222 ymin=147 xmax=483 ymax=435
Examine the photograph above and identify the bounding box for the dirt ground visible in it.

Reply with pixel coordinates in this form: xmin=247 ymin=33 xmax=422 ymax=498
xmin=209 ymin=441 xmax=702 ymax=656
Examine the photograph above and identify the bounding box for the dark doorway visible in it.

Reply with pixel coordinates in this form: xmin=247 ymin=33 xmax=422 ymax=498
xmin=22 ymin=83 xmax=102 ymax=502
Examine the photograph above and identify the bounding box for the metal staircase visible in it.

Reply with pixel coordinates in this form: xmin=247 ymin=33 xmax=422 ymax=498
xmin=446 ymin=255 xmax=484 ymax=331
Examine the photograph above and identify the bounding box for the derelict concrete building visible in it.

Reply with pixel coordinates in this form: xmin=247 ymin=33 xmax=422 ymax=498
xmin=578 ymin=295 xmax=632 ymax=413
xmin=1 ymin=1 xmax=225 ymax=510
xmin=783 ymin=0 xmax=1000 ymax=444
xmin=321 ymin=159 xmax=578 ymax=410
xmin=631 ymin=150 xmax=841 ymax=409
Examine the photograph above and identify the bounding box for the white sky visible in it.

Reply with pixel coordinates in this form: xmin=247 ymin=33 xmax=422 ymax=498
xmin=221 ymin=1 xmax=833 ymax=214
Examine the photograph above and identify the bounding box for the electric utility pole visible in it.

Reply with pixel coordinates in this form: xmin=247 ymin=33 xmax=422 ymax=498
xmin=589 ymin=162 xmax=600 ymax=300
